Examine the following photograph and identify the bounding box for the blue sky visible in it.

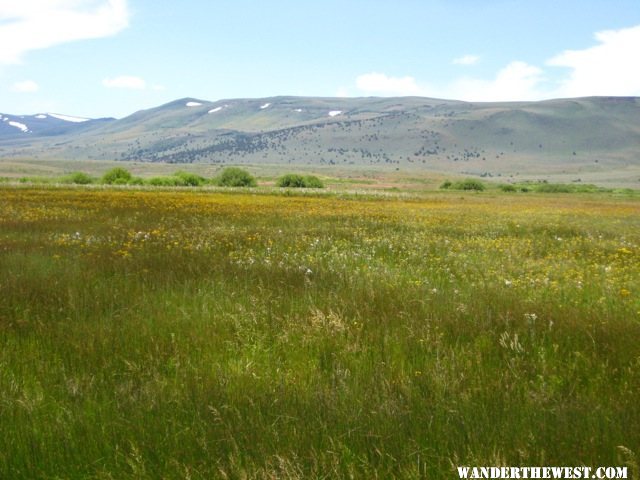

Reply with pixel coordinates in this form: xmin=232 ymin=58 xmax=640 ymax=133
xmin=2 ymin=0 xmax=640 ymax=118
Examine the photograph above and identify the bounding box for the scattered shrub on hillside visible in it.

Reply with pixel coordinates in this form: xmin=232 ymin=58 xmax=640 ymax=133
xmin=277 ymin=174 xmax=325 ymax=188
xmin=102 ymin=167 xmax=132 ymax=185
xmin=500 ymin=184 xmax=517 ymax=192
xmin=440 ymin=180 xmax=452 ymax=189
xmin=215 ymin=167 xmax=257 ymax=187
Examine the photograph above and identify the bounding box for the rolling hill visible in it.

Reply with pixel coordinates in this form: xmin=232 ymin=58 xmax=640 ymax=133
xmin=1 ymin=96 xmax=639 ymax=184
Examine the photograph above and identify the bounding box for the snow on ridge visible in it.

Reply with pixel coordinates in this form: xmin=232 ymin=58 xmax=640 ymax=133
xmin=35 ymin=114 xmax=47 ymax=119
xmin=9 ymin=121 xmax=30 ymax=133
xmin=328 ymin=110 xmax=342 ymax=117
xmin=260 ymin=103 xmax=271 ymax=110
xmin=48 ymin=113 xmax=90 ymax=123
xmin=294 ymin=108 xmax=303 ymax=112
xmin=186 ymin=101 xmax=202 ymax=107
xmin=208 ymin=106 xmax=223 ymax=113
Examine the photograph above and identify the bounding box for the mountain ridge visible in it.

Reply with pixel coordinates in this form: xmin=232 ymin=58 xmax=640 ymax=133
xmin=1 ymin=95 xmax=639 ymax=182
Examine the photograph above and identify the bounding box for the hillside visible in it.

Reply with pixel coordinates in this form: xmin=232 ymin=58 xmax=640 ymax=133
xmin=1 ymin=96 xmax=639 ymax=184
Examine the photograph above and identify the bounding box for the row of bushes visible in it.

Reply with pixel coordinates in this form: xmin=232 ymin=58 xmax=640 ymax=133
xmin=100 ymin=167 xmax=258 ymax=187
xmin=276 ymin=174 xmax=324 ymax=188
xmin=440 ymin=178 xmax=620 ymax=194
xmin=12 ymin=167 xmax=325 ymax=189
xmin=440 ymin=179 xmax=486 ymax=191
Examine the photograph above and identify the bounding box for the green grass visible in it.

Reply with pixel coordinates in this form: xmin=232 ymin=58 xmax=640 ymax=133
xmin=1 ymin=186 xmax=639 ymax=478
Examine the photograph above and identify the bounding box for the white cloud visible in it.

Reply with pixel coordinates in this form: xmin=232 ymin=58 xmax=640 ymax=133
xmin=547 ymin=24 xmax=640 ymax=97
xmin=103 ymin=75 xmax=146 ymax=89
xmin=452 ymin=55 xmax=480 ymax=66
xmin=11 ymin=80 xmax=39 ymax=93
xmin=0 ymin=0 xmax=130 ymax=65
xmin=356 ymin=72 xmax=425 ymax=96
xmin=448 ymin=61 xmax=545 ymax=101
xmin=353 ymin=24 xmax=640 ymax=101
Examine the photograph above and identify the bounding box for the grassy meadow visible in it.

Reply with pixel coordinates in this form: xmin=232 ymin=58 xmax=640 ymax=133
xmin=1 ymin=185 xmax=639 ymax=478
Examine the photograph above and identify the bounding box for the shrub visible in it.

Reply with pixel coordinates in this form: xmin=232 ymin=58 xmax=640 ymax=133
xmin=102 ymin=167 xmax=132 ymax=185
xmin=277 ymin=174 xmax=325 ymax=189
xmin=66 ymin=172 xmax=94 ymax=185
xmin=128 ymin=177 xmax=144 ymax=186
xmin=500 ymin=184 xmax=517 ymax=192
xmin=440 ymin=180 xmax=452 ymax=189
xmin=277 ymin=174 xmax=306 ymax=188
xmin=303 ymin=175 xmax=324 ymax=188
xmin=148 ymin=176 xmax=182 ymax=187
xmin=215 ymin=167 xmax=256 ymax=187
xmin=450 ymin=179 xmax=485 ymax=191
xmin=174 ymin=171 xmax=206 ymax=187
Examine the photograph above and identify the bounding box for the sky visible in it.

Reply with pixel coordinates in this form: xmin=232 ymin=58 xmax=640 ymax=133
xmin=1 ymin=0 xmax=640 ymax=118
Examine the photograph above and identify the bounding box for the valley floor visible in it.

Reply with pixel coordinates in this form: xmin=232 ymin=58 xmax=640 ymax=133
xmin=1 ymin=186 xmax=639 ymax=478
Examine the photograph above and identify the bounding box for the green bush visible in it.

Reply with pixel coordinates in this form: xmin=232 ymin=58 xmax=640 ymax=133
xmin=148 ymin=176 xmax=182 ymax=187
xmin=535 ymin=183 xmax=573 ymax=193
xmin=440 ymin=180 xmax=452 ymax=189
xmin=500 ymin=184 xmax=517 ymax=192
xmin=174 ymin=171 xmax=206 ymax=187
xmin=448 ymin=179 xmax=485 ymax=191
xmin=129 ymin=177 xmax=144 ymax=186
xmin=102 ymin=167 xmax=132 ymax=185
xmin=277 ymin=174 xmax=325 ymax=188
xmin=215 ymin=167 xmax=257 ymax=187
xmin=302 ymin=175 xmax=324 ymax=188
xmin=65 ymin=172 xmax=94 ymax=185
xmin=277 ymin=174 xmax=306 ymax=188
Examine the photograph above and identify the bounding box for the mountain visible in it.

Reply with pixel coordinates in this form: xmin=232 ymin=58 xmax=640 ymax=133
xmin=1 ymin=96 xmax=639 ymax=181
xmin=0 ymin=112 xmax=114 ymax=139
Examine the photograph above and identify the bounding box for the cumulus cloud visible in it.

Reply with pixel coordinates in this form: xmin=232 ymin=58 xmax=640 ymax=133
xmin=11 ymin=80 xmax=40 ymax=93
xmin=547 ymin=24 xmax=640 ymax=97
xmin=103 ymin=76 xmax=147 ymax=89
xmin=448 ymin=61 xmax=545 ymax=101
xmin=356 ymin=73 xmax=425 ymax=96
xmin=354 ymin=24 xmax=640 ymax=101
xmin=0 ymin=0 xmax=130 ymax=65
xmin=452 ymin=55 xmax=480 ymax=66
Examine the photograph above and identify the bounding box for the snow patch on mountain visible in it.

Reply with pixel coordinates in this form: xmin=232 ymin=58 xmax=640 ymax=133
xmin=9 ymin=121 xmax=30 ymax=133
xmin=208 ymin=107 xmax=223 ymax=113
xmin=48 ymin=113 xmax=90 ymax=123
xmin=260 ymin=103 xmax=271 ymax=109
xmin=35 ymin=114 xmax=48 ymax=119
xmin=186 ymin=102 xmax=202 ymax=107
xmin=328 ymin=110 xmax=342 ymax=117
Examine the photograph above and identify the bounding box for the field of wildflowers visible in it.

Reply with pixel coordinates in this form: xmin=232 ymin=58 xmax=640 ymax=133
xmin=1 ymin=185 xmax=639 ymax=478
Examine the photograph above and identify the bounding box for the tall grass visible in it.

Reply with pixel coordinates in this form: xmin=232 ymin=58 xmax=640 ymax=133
xmin=1 ymin=187 xmax=639 ymax=478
